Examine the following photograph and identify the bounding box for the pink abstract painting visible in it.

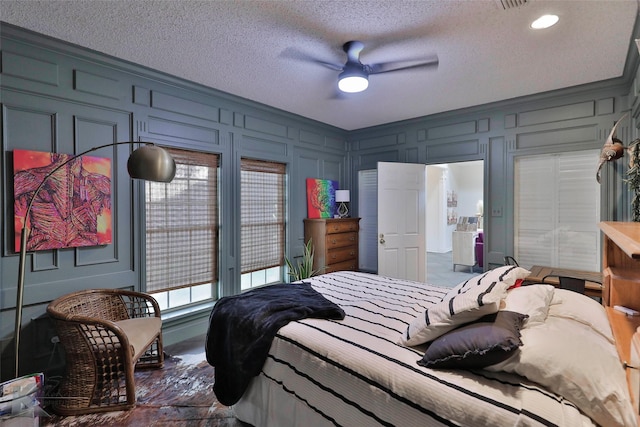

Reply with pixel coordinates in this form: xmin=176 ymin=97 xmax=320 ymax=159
xmin=13 ymin=149 xmax=112 ymax=252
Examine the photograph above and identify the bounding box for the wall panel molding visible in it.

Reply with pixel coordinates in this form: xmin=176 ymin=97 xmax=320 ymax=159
xmin=32 ymin=251 xmax=59 ymax=272
xmin=426 ymin=139 xmax=480 ymax=159
xmin=516 ymin=125 xmax=597 ymax=150
xmin=74 ymin=69 xmax=120 ymax=100
xmin=148 ymin=116 xmax=219 ymax=144
xmin=354 ymin=133 xmax=404 ymax=150
xmin=518 ymin=101 xmax=595 ymax=127
xmin=151 ymin=90 xmax=219 ymax=122
xmin=2 ymin=50 xmax=59 ymax=86
xmin=425 ymin=120 xmax=477 ymax=139
xmin=240 ymin=134 xmax=288 ymax=157
xmin=356 ymin=149 xmax=400 ymax=169
xmin=133 ymin=86 xmax=150 ymax=106
xmin=244 ymin=115 xmax=288 ymax=138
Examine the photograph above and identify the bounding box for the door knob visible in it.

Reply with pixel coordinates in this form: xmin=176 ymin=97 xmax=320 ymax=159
xmin=379 ymin=233 xmax=385 ymax=244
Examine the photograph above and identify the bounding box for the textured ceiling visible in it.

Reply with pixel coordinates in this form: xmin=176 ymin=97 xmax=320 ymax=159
xmin=1 ymin=0 xmax=638 ymax=130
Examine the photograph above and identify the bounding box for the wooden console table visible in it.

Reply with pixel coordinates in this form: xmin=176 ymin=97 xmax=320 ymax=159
xmin=599 ymin=221 xmax=640 ymax=419
xmin=600 ymin=221 xmax=640 ymax=309
xmin=525 ymin=265 xmax=603 ymax=298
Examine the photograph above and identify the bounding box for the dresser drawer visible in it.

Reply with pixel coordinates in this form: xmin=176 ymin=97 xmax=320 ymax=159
xmin=304 ymin=218 xmax=360 ymax=274
xmin=326 ymin=246 xmax=358 ymax=265
xmin=326 ymin=232 xmax=357 ymax=249
xmin=324 ymin=259 xmax=358 ymax=273
xmin=325 ymin=219 xmax=359 ymax=234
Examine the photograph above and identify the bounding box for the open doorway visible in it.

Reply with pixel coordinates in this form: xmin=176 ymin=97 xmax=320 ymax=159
xmin=426 ymin=161 xmax=484 ymax=286
xmin=427 ymin=160 xmax=484 ymax=286
xmin=357 ymin=160 xmax=484 ymax=287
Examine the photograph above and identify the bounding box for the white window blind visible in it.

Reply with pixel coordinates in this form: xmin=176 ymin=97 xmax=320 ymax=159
xmin=514 ymin=150 xmax=600 ymax=271
xmin=240 ymin=158 xmax=286 ymax=274
xmin=145 ymin=148 xmax=219 ymax=294
xmin=358 ymin=169 xmax=378 ymax=272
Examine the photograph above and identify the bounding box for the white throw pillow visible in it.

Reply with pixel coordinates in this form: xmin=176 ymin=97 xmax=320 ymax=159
xmin=501 ymin=284 xmax=555 ymax=326
xmin=548 ymin=288 xmax=614 ymax=344
xmin=444 ymin=265 xmax=531 ymax=301
xmin=400 ymin=279 xmax=510 ymax=346
xmin=487 ymin=316 xmax=635 ymax=427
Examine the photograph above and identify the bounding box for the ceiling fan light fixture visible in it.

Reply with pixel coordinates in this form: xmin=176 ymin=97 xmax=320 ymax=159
xmin=338 ymin=72 xmax=369 ymax=93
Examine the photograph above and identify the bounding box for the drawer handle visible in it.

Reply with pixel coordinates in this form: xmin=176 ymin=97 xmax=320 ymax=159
xmin=331 ymin=239 xmax=337 ymax=244
xmin=349 ymin=236 xmax=355 ymax=241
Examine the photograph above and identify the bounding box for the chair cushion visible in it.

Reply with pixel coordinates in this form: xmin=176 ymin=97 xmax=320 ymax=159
xmin=116 ymin=317 xmax=162 ymax=359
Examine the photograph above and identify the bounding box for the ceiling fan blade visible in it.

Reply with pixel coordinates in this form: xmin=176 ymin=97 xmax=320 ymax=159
xmin=280 ymin=46 xmax=343 ymax=71
xmin=369 ymin=55 xmax=439 ymax=74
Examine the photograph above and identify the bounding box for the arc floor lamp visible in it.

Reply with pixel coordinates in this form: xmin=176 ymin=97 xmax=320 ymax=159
xmin=13 ymin=141 xmax=176 ymax=378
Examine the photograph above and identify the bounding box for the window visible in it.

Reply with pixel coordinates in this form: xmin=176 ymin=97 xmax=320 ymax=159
xmin=145 ymin=148 xmax=219 ymax=310
xmin=240 ymin=159 xmax=286 ymax=290
xmin=514 ymin=150 xmax=600 ymax=271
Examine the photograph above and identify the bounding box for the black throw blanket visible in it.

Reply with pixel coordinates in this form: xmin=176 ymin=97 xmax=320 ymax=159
xmin=205 ymin=282 xmax=345 ymax=406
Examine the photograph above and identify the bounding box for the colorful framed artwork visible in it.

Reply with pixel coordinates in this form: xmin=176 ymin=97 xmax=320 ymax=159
xmin=13 ymin=149 xmax=112 ymax=252
xmin=306 ymin=178 xmax=338 ymax=219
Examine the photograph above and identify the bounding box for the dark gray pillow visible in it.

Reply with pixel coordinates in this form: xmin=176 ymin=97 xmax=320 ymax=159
xmin=417 ymin=310 xmax=528 ymax=370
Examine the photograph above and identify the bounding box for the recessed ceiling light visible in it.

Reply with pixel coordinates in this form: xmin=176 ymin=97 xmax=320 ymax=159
xmin=531 ymin=14 xmax=559 ymax=30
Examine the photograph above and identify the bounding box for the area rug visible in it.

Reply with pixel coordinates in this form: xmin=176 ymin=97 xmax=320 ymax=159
xmin=41 ymin=353 xmax=246 ymax=426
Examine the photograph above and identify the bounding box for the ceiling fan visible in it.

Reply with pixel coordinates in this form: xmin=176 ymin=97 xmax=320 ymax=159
xmin=313 ymin=41 xmax=439 ymax=93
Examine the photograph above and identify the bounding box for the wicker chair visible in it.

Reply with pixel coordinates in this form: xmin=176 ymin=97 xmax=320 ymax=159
xmin=46 ymin=289 xmax=164 ymax=415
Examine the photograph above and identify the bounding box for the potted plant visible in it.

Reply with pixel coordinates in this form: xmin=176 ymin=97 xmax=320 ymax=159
xmin=285 ymin=238 xmax=323 ymax=281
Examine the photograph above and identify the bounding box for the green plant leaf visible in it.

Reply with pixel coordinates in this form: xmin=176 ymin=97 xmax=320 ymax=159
xmin=285 ymin=238 xmax=323 ymax=281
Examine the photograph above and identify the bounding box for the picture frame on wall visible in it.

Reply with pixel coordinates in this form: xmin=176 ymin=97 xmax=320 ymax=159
xmin=13 ymin=149 xmax=113 ymax=251
xmin=306 ymin=178 xmax=338 ymax=218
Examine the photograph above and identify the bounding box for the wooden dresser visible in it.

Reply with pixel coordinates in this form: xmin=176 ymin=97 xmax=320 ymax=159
xmin=599 ymin=222 xmax=640 ymax=420
xmin=304 ymin=218 xmax=360 ymax=274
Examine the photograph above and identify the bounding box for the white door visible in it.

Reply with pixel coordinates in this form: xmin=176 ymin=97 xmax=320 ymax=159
xmin=377 ymin=162 xmax=427 ymax=282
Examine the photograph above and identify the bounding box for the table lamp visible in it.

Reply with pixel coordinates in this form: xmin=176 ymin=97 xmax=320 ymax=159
xmin=336 ymin=190 xmax=350 ymax=218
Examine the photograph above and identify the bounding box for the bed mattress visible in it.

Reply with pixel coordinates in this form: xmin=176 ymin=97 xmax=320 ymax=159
xmin=232 ymin=271 xmax=633 ymax=427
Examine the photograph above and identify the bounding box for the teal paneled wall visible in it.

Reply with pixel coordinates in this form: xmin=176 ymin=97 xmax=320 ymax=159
xmin=0 ymin=24 xmax=348 ymax=380
xmin=1 ymin=22 xmax=638 ymax=380
xmin=349 ymin=88 xmax=639 ymax=268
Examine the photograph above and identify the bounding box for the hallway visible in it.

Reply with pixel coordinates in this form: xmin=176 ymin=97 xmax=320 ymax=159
xmin=426 ymin=251 xmax=480 ymax=288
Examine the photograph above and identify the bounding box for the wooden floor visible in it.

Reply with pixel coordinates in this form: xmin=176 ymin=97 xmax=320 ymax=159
xmin=41 ymin=334 xmax=251 ymax=426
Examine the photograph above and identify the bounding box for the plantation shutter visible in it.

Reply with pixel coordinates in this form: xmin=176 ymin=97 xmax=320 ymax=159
xmin=514 ymin=150 xmax=600 ymax=271
xmin=358 ymin=169 xmax=378 ymax=272
xmin=241 ymin=158 xmax=286 ymax=274
xmin=146 ymin=148 xmax=219 ymax=293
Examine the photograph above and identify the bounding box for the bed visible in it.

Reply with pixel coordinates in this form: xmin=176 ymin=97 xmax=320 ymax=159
xmin=207 ymin=267 xmax=637 ymax=427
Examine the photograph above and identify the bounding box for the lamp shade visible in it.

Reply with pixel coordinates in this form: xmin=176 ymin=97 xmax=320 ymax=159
xmin=336 ymin=190 xmax=350 ymax=203
xmin=127 ymin=144 xmax=176 ymax=182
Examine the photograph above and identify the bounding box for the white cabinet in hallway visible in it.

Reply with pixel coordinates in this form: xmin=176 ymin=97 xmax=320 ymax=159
xmin=452 ymin=230 xmax=477 ymax=272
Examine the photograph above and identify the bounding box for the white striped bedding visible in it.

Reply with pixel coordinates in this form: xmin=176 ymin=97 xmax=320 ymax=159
xmin=233 ymin=271 xmax=601 ymax=426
